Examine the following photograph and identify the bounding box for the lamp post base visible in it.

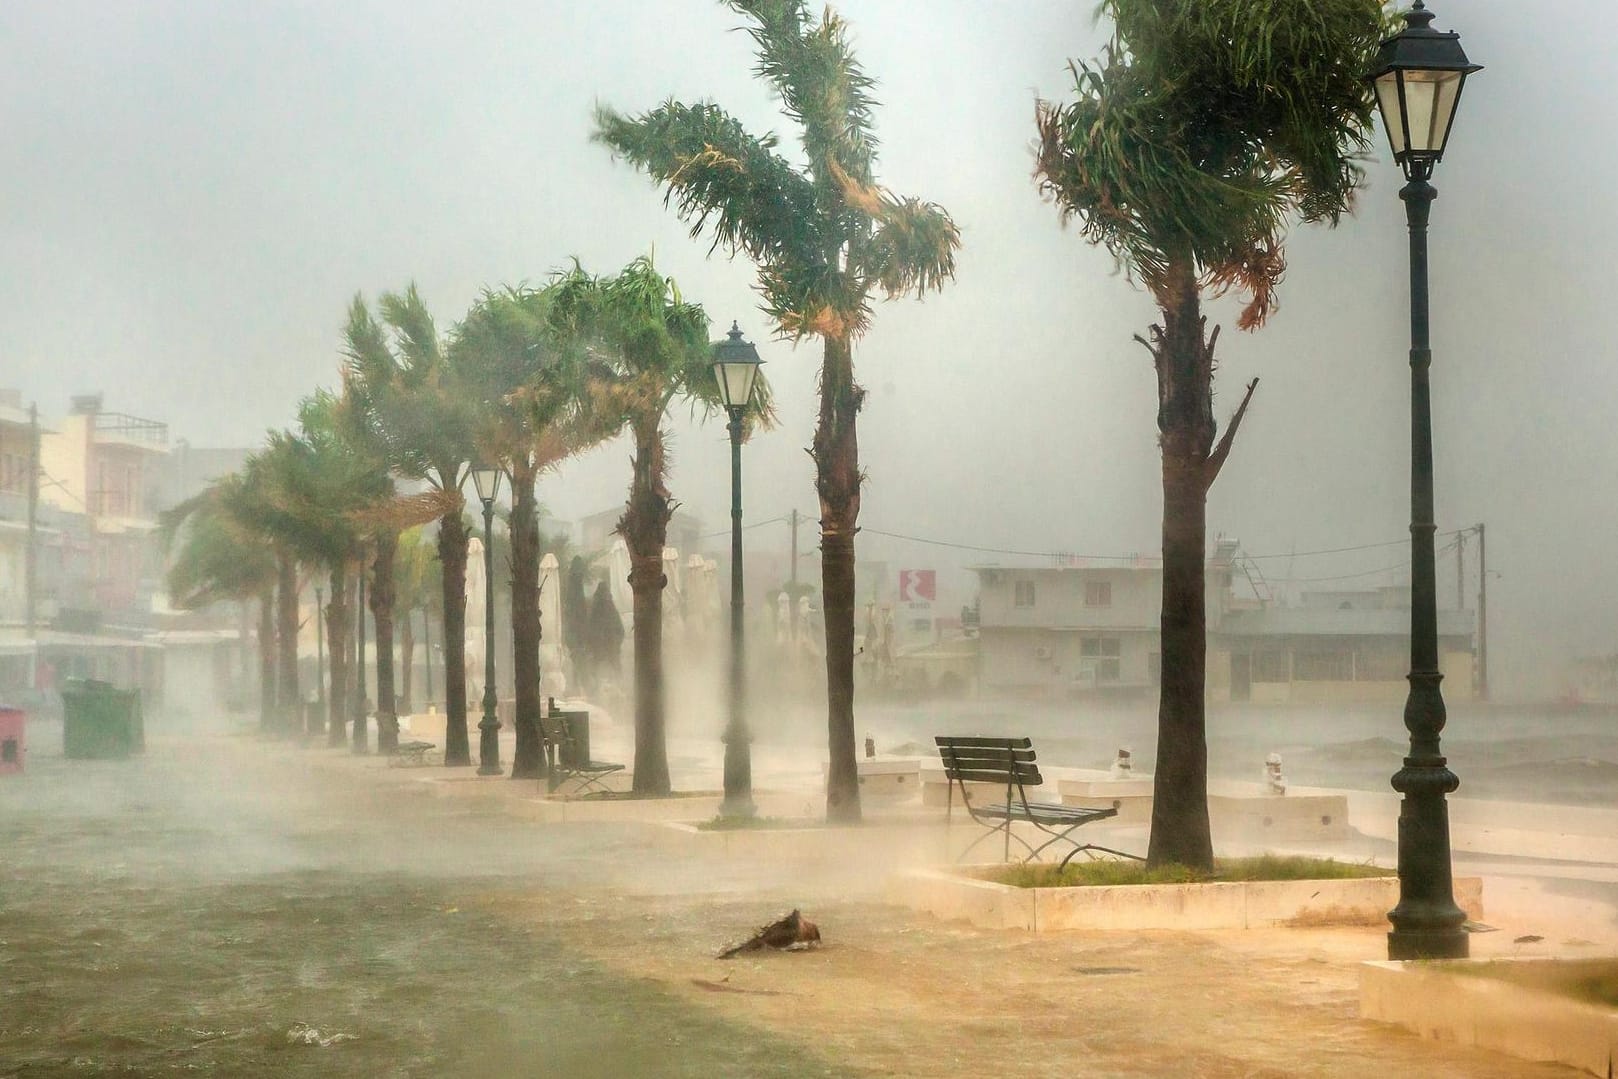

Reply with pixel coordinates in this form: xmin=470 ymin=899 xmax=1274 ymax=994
xmin=720 ymin=734 xmax=755 ymax=819
xmin=1387 ymin=928 xmax=1469 ymax=961
xmin=477 ymin=715 xmax=502 ymax=777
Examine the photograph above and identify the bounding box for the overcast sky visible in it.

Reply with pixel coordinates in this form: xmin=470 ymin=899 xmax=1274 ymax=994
xmin=4 ymin=1 xmax=1614 ymax=696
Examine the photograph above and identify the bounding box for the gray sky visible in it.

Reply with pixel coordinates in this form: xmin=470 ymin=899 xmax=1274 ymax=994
xmin=4 ymin=1 xmax=1614 ymax=696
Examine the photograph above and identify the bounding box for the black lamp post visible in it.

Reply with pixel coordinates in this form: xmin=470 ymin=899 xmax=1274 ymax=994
xmin=713 ymin=322 xmax=764 ymax=819
xmin=469 ymin=464 xmax=504 ymax=777
xmin=1368 ymin=0 xmax=1481 ymax=962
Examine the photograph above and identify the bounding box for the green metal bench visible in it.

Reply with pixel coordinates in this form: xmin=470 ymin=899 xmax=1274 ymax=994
xmin=936 ymin=735 xmax=1140 ymax=867
xmin=390 ymin=740 xmax=436 ymax=767
xmin=539 ymin=710 xmax=624 ymax=796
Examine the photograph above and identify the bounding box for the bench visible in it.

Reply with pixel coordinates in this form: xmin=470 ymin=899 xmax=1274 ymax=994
xmin=539 ymin=709 xmax=624 ymax=797
xmin=936 ymin=735 xmax=1141 ymax=868
xmin=391 ymin=740 xmax=436 ymax=767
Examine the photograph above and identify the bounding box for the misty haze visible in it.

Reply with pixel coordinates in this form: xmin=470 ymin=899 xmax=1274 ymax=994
xmin=4 ymin=2 xmax=1618 ymax=1076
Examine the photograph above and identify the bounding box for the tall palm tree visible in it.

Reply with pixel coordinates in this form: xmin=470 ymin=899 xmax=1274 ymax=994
xmin=344 ymin=288 xmax=479 ymax=766
xmin=595 ymin=2 xmax=958 ymax=821
xmin=160 ymin=475 xmax=278 ymax=730
xmin=232 ymin=438 xmax=312 ymax=736
xmin=544 ymin=256 xmax=731 ymax=797
xmin=453 ymin=285 xmax=604 ymax=780
xmin=1035 ymin=0 xmax=1388 ymax=868
xmin=392 ymin=526 xmax=437 ymax=714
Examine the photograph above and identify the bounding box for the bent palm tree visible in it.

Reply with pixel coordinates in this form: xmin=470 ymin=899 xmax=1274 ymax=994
xmin=344 ymin=288 xmax=479 ymax=765
xmin=1035 ymin=0 xmax=1387 ymax=868
xmin=161 ymin=475 xmax=279 ymax=729
xmin=595 ymin=1 xmax=957 ymax=820
xmin=454 ymin=285 xmax=603 ymax=779
xmin=545 ymin=256 xmax=737 ymax=797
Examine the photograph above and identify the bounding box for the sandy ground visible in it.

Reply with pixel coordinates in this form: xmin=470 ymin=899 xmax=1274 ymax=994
xmin=4 ymin=722 xmax=1614 ymax=1077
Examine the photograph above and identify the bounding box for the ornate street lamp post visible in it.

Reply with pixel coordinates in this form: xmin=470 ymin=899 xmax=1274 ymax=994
xmin=469 ymin=464 xmax=504 ymax=777
xmin=713 ymin=322 xmax=763 ymax=819
xmin=1368 ymin=0 xmax=1481 ymax=962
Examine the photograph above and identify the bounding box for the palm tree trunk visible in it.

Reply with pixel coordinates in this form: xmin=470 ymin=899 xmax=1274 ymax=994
xmin=352 ymin=552 xmax=369 ymax=754
xmin=509 ymin=465 xmax=545 ymax=780
xmin=257 ymin=588 xmax=276 ymax=731
xmin=1146 ymin=260 xmax=1217 ymax=870
xmin=399 ymin=610 xmax=415 ymax=715
xmin=275 ymin=551 xmax=300 ymax=736
xmin=814 ymin=334 xmax=863 ymax=824
xmin=439 ymin=512 xmax=472 ymax=766
xmin=326 ymin=564 xmax=349 ymax=747
xmin=371 ymin=530 xmax=399 ymax=755
xmin=624 ymin=420 xmax=672 ymax=796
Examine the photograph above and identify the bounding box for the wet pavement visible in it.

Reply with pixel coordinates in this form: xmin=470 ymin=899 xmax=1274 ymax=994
xmin=4 ymin=714 xmax=1613 ymax=1078
xmin=0 ymin=728 xmax=847 ymax=1078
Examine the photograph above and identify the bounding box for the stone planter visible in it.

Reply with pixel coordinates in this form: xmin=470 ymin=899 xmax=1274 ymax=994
xmin=1361 ymin=957 xmax=1618 ymax=1077
xmin=891 ymin=865 xmax=1484 ymax=934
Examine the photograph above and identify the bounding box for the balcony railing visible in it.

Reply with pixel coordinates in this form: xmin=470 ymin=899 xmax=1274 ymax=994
xmin=93 ymin=412 xmax=168 ymax=447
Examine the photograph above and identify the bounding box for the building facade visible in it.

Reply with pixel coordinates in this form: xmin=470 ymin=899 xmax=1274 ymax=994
xmin=972 ymin=542 xmax=1477 ymax=703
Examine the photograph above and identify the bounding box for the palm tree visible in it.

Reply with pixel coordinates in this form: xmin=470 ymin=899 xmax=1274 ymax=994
xmin=1034 ymin=0 xmax=1388 ymax=868
xmin=160 ymin=475 xmax=279 ymax=730
xmin=595 ymin=2 xmax=958 ymax=821
xmin=393 ymin=526 xmax=438 ymax=714
xmin=344 ymin=288 xmax=479 ymax=766
xmin=453 ymin=285 xmax=604 ymax=780
xmin=544 ymin=256 xmax=729 ymax=797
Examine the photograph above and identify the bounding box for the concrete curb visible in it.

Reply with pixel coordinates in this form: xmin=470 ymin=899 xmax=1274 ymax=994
xmin=891 ymin=865 xmax=1484 ymax=933
xmin=1360 ymin=957 xmax=1618 ymax=1077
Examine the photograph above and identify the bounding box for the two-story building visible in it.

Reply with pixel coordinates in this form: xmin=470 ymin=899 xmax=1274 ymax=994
xmin=39 ymin=394 xmax=169 ymax=619
xmin=973 ymin=544 xmax=1238 ymax=697
xmin=971 ymin=540 xmax=1477 ymax=703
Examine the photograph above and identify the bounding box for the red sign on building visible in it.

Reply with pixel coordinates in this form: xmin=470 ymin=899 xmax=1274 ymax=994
xmin=898 ymin=569 xmax=936 ymax=603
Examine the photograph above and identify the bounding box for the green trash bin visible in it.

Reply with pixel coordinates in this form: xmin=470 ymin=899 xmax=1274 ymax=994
xmin=62 ymin=679 xmax=144 ymax=759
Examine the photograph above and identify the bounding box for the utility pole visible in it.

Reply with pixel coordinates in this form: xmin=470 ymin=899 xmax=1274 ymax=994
xmin=25 ymin=403 xmax=39 ymax=639
xmin=787 ymin=508 xmax=803 ymax=641
xmin=1455 ymin=526 xmax=1465 ymax=611
xmin=1476 ymin=522 xmax=1488 ymax=701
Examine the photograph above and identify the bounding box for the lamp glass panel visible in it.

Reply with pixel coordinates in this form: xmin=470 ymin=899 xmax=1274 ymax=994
xmin=1400 ymin=74 xmax=1438 ymax=153
xmin=1424 ymin=70 xmax=1465 ymax=154
xmin=1374 ymin=73 xmax=1407 ymax=157
xmin=714 ymin=361 xmax=760 ymax=409
xmin=471 ymin=466 xmax=501 ymax=502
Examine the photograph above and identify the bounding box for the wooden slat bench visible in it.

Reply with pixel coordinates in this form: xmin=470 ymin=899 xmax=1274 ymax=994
xmin=936 ymin=735 xmax=1141 ymax=867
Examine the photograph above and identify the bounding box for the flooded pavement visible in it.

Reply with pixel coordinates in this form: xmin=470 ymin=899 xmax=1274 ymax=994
xmin=0 ymin=728 xmax=848 ymax=1078
xmin=2 ymin=719 xmax=1602 ymax=1078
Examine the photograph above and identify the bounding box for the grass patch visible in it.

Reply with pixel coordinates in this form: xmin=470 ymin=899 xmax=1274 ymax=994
xmin=1444 ymin=959 xmax=1618 ymax=1009
xmin=987 ymin=855 xmax=1388 ymax=889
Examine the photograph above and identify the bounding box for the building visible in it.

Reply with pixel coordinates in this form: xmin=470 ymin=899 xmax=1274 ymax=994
xmin=971 ymin=541 xmax=1477 ymax=703
xmin=38 ymin=394 xmax=169 ymax=619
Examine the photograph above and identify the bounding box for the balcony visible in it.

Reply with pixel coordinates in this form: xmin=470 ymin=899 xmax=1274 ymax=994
xmin=92 ymin=412 xmax=168 ymax=450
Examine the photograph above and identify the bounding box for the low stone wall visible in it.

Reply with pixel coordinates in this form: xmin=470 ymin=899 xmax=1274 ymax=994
xmin=1360 ymin=957 xmax=1618 ymax=1077
xmin=891 ymin=866 xmax=1484 ymax=934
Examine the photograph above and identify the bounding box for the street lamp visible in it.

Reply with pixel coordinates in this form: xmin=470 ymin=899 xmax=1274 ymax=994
xmin=1368 ymin=0 xmax=1481 ymax=962
xmin=713 ymin=322 xmax=763 ymax=819
xmin=469 ymin=463 xmax=504 ymax=777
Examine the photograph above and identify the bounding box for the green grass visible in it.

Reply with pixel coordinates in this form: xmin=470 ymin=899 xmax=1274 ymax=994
xmin=988 ymin=855 xmax=1389 ymax=889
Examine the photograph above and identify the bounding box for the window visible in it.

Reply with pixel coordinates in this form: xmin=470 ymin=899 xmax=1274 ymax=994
xmin=1253 ymin=650 xmax=1291 ymax=683
xmin=1084 ymin=579 xmax=1112 ymax=607
xmin=1295 ymin=651 xmax=1353 ymax=681
xmin=1080 ymin=637 xmax=1121 ymax=682
xmin=1013 ymin=580 xmax=1035 ymax=608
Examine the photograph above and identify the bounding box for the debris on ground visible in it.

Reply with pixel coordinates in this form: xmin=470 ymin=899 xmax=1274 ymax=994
xmin=717 ymin=909 xmax=821 ymax=959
